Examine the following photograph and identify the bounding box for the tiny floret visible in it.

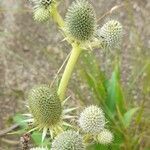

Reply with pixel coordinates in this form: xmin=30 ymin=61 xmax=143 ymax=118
xmin=65 ymin=0 xmax=96 ymax=41
xmin=28 ymin=85 xmax=62 ymax=128
xmin=79 ymin=105 xmax=105 ymax=133
xmin=97 ymin=20 xmax=122 ymax=49
xmin=97 ymin=129 xmax=114 ymax=144
xmin=51 ymin=130 xmax=85 ymax=150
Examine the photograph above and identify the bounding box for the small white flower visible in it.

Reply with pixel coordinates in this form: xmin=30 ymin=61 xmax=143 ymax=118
xmin=97 ymin=20 xmax=123 ymax=49
xmin=78 ymin=105 xmax=105 ymax=134
xmin=51 ymin=130 xmax=85 ymax=150
xmin=97 ymin=129 xmax=114 ymax=144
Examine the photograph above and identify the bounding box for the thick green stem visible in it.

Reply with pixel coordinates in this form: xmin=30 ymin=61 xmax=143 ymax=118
xmin=58 ymin=43 xmax=82 ymax=101
xmin=51 ymin=6 xmax=64 ymax=28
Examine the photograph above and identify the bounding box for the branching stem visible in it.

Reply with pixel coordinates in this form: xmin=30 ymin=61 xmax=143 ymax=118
xmin=51 ymin=5 xmax=82 ymax=101
xmin=51 ymin=6 xmax=64 ymax=28
xmin=58 ymin=43 xmax=82 ymax=101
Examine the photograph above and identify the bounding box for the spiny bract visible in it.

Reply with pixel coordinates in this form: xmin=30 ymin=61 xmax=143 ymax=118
xmin=28 ymin=85 xmax=62 ymax=128
xmin=79 ymin=105 xmax=105 ymax=134
xmin=65 ymin=0 xmax=96 ymax=41
xmin=97 ymin=129 xmax=114 ymax=144
xmin=51 ymin=130 xmax=85 ymax=150
xmin=98 ymin=20 xmax=122 ymax=49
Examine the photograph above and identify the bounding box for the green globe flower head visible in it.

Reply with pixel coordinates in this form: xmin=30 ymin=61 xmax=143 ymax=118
xmin=32 ymin=0 xmax=53 ymax=22
xmin=79 ymin=105 xmax=105 ymax=134
xmin=28 ymin=85 xmax=62 ymax=128
xmin=98 ymin=20 xmax=122 ymax=49
xmin=97 ymin=129 xmax=114 ymax=144
xmin=32 ymin=0 xmax=52 ymax=8
xmin=65 ymin=0 xmax=96 ymax=42
xmin=25 ymin=84 xmax=77 ymax=141
xmin=30 ymin=147 xmax=48 ymax=150
xmin=34 ymin=6 xmax=50 ymax=22
xmin=51 ymin=130 xmax=85 ymax=150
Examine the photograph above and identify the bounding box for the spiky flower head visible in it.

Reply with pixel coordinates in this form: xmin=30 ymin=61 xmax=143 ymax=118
xmin=32 ymin=0 xmax=53 ymax=22
xmin=65 ymin=0 xmax=96 ymax=42
xmin=30 ymin=147 xmax=48 ymax=150
xmin=34 ymin=6 xmax=50 ymax=22
xmin=24 ymin=85 xmax=77 ymax=141
xmin=79 ymin=105 xmax=105 ymax=134
xmin=28 ymin=85 xmax=62 ymax=128
xmin=97 ymin=129 xmax=114 ymax=144
xmin=51 ymin=130 xmax=85 ymax=150
xmin=97 ymin=20 xmax=122 ymax=49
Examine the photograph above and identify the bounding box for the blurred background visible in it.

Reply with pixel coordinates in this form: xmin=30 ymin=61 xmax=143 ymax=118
xmin=0 ymin=0 xmax=150 ymax=149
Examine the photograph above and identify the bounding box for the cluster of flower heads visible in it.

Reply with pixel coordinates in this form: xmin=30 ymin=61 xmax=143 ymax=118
xmin=26 ymin=85 xmax=113 ymax=149
xmin=27 ymin=0 xmax=123 ymax=149
xmin=30 ymin=0 xmax=123 ymax=49
xmin=78 ymin=105 xmax=113 ymax=144
xmin=50 ymin=106 xmax=113 ymax=149
xmin=64 ymin=0 xmax=122 ymax=48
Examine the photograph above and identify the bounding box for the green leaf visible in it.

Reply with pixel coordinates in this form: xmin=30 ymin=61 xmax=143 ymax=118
xmin=31 ymin=131 xmax=43 ymax=146
xmin=8 ymin=114 xmax=28 ymax=135
xmin=87 ymin=143 xmax=109 ymax=150
xmin=123 ymin=107 xmax=139 ymax=127
xmin=31 ymin=131 xmax=50 ymax=146
xmin=13 ymin=114 xmax=27 ymax=127
xmin=78 ymin=51 xmax=106 ymax=104
xmin=106 ymin=64 xmax=126 ymax=115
